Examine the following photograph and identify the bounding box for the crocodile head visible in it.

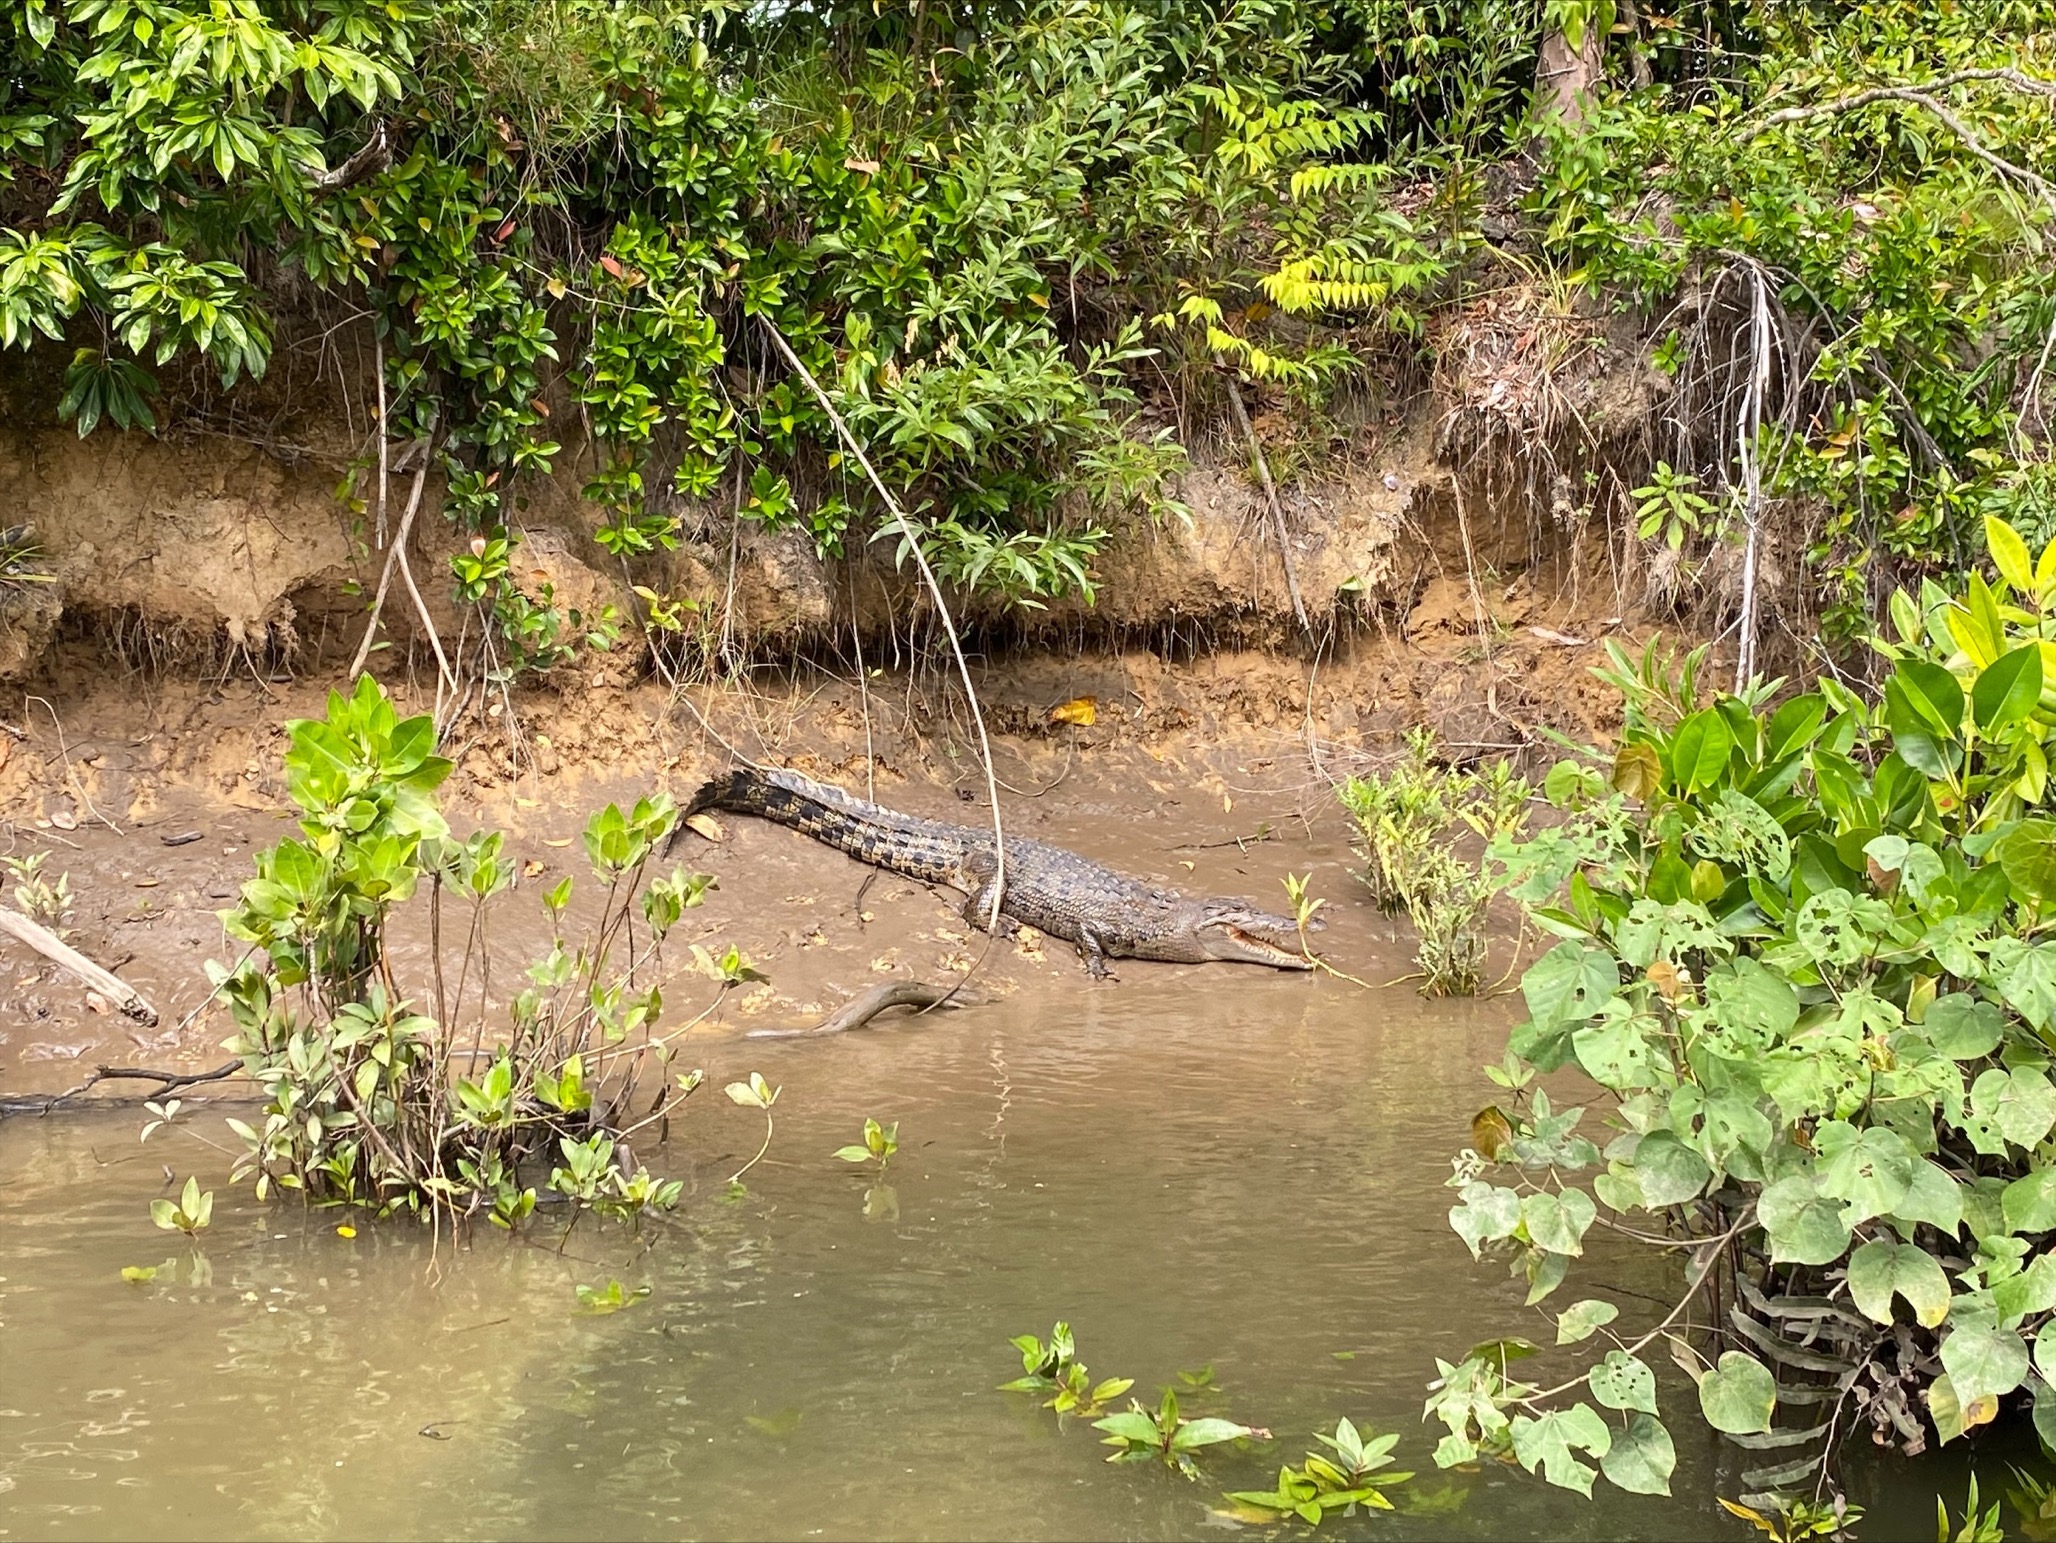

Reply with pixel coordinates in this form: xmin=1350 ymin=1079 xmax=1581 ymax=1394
xmin=1189 ymin=899 xmax=1320 ymax=969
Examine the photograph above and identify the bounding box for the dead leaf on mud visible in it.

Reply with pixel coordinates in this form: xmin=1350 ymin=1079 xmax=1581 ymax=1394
xmin=522 ymin=860 xmax=545 ymax=878
xmin=542 ymin=838 xmax=572 ymax=848
xmin=51 ymin=809 xmax=77 ymax=830
xmin=1047 ymin=696 xmax=1098 ymax=727
xmin=684 ymin=813 xmax=726 ymax=842
xmin=870 ymin=953 xmax=899 ymax=973
xmin=1526 ymin=626 xmax=1589 ymax=647
xmin=1222 ymin=794 xmax=1233 ymax=814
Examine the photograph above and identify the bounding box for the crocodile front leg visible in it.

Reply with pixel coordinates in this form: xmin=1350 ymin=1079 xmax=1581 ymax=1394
xmin=1077 ymin=926 xmax=1117 ymax=981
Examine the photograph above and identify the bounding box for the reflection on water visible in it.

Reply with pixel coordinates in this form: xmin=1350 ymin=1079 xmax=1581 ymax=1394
xmin=0 ymin=980 xmax=1988 ymax=1540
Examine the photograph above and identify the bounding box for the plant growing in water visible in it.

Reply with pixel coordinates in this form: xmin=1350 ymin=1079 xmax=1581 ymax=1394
xmin=1430 ymin=518 xmax=2056 ymax=1513
xmin=1224 ymin=1417 xmax=1412 ymax=1526
xmin=202 ymin=675 xmax=736 ymax=1228
xmin=834 ymin=1117 xmax=899 ymax=1173
xmin=723 ymin=1071 xmax=780 ymax=1188
xmin=150 ymin=1176 xmax=212 ymax=1237
xmin=1000 ymin=1322 xmax=1134 ymax=1417
xmin=1334 ymin=731 xmax=1533 ymax=994
xmin=1092 ymin=1386 xmax=1268 ymax=1478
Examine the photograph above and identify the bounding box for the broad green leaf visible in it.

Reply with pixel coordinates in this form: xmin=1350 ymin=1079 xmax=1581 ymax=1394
xmin=1521 ymin=1188 xmax=1596 ymax=1256
xmin=1973 ymin=644 xmax=2043 ymax=732
xmin=1587 ymin=1350 xmax=1657 ymax=1414
xmin=1698 ymin=1352 xmax=1776 ymax=1435
xmin=1556 ymin=1299 xmax=1620 ymax=1346
xmin=1940 ymin=1323 xmax=2029 ymax=1406
xmin=1170 ymin=1418 xmax=1259 ymax=1451
xmin=1895 ymin=658 xmax=1966 ymax=737
xmin=1628 ymin=1130 xmax=1712 ymax=1208
xmin=1669 ymin=709 xmax=1732 ymax=795
xmin=1449 ymin=1182 xmax=1522 ymax=1259
xmin=1509 ymin=1403 xmax=1612 ymax=1497
xmin=1599 ymin=1412 xmax=1675 ymax=1498
xmin=1923 ymin=995 xmax=2004 ymax=1060
xmin=1703 ymin=958 xmax=1799 ymax=1042
xmin=1846 ymin=1237 xmax=1950 ymax=1328
xmin=2004 ymin=1167 xmax=2056 ymax=1234
xmin=1993 ymin=941 xmax=2056 ymax=1033
xmin=1997 ymin=821 xmax=2056 ymax=910
xmin=1814 ymin=1121 xmax=1914 ymax=1225
xmin=1758 ymin=1172 xmax=1851 ymax=1265
xmin=1889 ymin=1160 xmax=1964 ymax=1236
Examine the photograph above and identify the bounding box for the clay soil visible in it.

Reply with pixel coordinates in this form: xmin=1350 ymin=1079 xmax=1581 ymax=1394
xmin=0 ymin=587 xmax=1652 ymax=1103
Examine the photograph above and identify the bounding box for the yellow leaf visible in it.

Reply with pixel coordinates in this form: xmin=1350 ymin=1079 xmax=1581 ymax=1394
xmin=1987 ymin=515 xmax=2034 ymax=594
xmin=1223 ymin=794 xmax=1234 ymax=813
xmin=1047 ymin=696 xmax=1098 ymax=727
xmin=1611 ymin=741 xmax=1661 ymax=801
xmin=1963 ymin=1393 xmax=1999 ymax=1429
xmin=1471 ymin=1106 xmax=1514 ymax=1160
xmin=336 ymin=1225 xmax=356 ymax=1238
xmin=685 ymin=812 xmax=726 ymax=842
xmin=543 ymin=838 xmax=572 ymax=848
xmin=843 ymin=157 xmax=880 ymax=174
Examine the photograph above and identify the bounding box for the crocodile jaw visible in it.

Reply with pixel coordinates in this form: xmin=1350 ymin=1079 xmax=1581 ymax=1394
xmin=1192 ymin=905 xmax=1319 ymax=969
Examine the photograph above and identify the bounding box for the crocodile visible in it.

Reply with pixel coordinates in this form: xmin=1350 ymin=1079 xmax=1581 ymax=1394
xmin=671 ymin=766 xmax=1317 ymax=976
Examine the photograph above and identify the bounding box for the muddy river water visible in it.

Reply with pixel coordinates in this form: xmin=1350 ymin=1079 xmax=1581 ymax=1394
xmin=0 ymin=750 xmax=2014 ymax=1539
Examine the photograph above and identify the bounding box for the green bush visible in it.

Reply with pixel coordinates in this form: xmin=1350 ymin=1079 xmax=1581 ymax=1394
xmin=1432 ymin=515 xmax=2056 ymax=1509
xmin=210 ymin=674 xmax=729 ymax=1225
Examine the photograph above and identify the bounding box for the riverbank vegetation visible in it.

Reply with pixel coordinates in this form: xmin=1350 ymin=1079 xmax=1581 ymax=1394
xmin=0 ymin=0 xmax=2050 ymax=675
xmin=1431 ymin=517 xmax=2056 ymax=1518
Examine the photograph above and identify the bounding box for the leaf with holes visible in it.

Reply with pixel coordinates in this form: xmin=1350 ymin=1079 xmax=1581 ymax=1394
xmin=1846 ymin=1238 xmax=1950 ymax=1328
xmin=1588 ymin=1351 xmax=1657 ymax=1415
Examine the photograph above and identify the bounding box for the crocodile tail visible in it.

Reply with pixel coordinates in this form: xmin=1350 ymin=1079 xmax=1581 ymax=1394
xmin=663 ymin=769 xmax=763 ymax=854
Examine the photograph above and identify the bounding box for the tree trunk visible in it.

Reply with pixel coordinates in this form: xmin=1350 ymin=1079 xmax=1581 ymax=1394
xmin=1533 ymin=19 xmax=1607 ymax=124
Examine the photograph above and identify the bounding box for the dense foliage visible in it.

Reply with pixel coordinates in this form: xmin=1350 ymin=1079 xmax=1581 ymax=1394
xmin=1 ymin=0 xmax=2048 ymax=664
xmin=1430 ymin=517 xmax=2056 ymax=1514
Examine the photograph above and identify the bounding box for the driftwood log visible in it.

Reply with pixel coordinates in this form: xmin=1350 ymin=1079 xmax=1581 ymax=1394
xmin=0 ymin=907 xmax=158 ymax=1024
xmin=745 ymin=980 xmax=980 ymax=1040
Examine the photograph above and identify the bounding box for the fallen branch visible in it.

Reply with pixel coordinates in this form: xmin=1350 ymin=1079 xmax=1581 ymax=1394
xmin=348 ymin=446 xmax=431 ymax=679
xmin=1224 ymin=377 xmax=1313 ymax=637
xmin=0 ymin=907 xmax=158 ymax=1024
xmin=745 ymin=980 xmax=982 ymax=1039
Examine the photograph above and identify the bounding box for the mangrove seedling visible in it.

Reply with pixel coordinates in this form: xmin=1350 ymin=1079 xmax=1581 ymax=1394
xmin=725 ymin=1072 xmax=780 ymax=1184
xmin=1093 ymin=1387 xmax=1268 ymax=1478
xmin=150 ymin=1176 xmax=212 ymax=1236
xmin=834 ymin=1117 xmax=899 ymax=1173
xmin=1001 ymin=1322 xmax=1133 ymax=1417
xmin=4 ymin=851 xmax=71 ymax=931
xmin=1937 ymin=1478 xmax=2004 ymax=1543
xmin=1225 ymin=1417 xmax=1413 ymax=1526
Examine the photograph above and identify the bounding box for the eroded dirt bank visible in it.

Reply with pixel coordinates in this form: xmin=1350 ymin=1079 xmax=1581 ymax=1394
xmin=0 ymin=601 xmax=1644 ymax=1099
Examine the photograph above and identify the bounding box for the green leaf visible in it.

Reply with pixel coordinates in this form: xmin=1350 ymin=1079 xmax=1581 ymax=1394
xmin=1449 ymin=1182 xmax=1523 ymax=1258
xmin=1758 ymin=1172 xmax=1852 ymax=1265
xmin=1846 ymin=1238 xmax=1951 ymax=1328
xmin=1629 ymin=1130 xmax=1712 ymax=1207
xmin=1993 ymin=943 xmax=2056 ymax=1034
xmin=1814 ymin=1121 xmax=1914 ymax=1225
xmin=1896 ymin=659 xmax=1966 ymax=738
xmin=832 ymin=1145 xmax=873 ymax=1163
xmin=1669 ymin=708 xmax=1733 ymax=795
xmin=1924 ymin=994 xmax=2004 ymax=1060
xmin=1170 ymin=1418 xmax=1259 ymax=1451
xmin=1889 ymin=1160 xmax=1964 ymax=1236
xmin=1509 ymin=1403 xmax=1612 ymax=1497
xmin=1997 ymin=821 xmax=2056 ymax=910
xmin=1521 ymin=1187 xmax=1597 ymax=1256
xmin=1555 ymin=1298 xmax=1620 ymax=1346
xmin=2004 ymin=1167 xmax=2056 ymax=1234
xmin=1973 ymin=644 xmax=2043 ymax=732
xmin=1588 ymin=1351 xmax=1657 ymax=1414
xmin=1940 ymin=1323 xmax=2030 ymax=1406
xmin=1599 ymin=1412 xmax=1674 ymax=1497
xmin=1698 ymin=1352 xmax=1776 ymax=1435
